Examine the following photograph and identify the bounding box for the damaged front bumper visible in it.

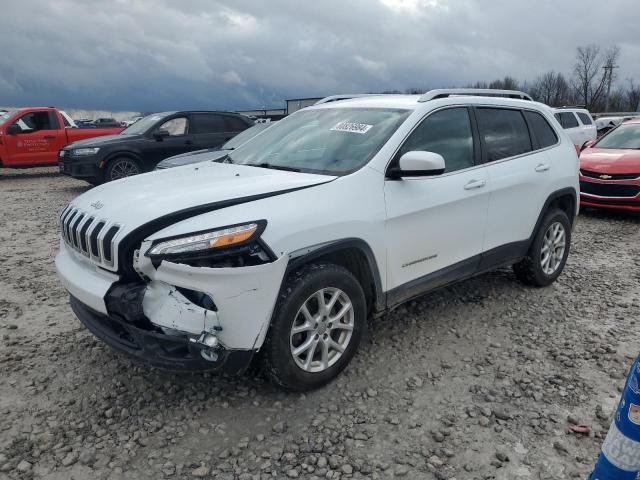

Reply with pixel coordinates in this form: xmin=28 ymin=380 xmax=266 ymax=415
xmin=55 ymin=241 xmax=289 ymax=373
xmin=70 ymin=295 xmax=252 ymax=372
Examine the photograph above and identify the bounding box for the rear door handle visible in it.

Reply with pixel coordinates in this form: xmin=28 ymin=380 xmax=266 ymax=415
xmin=44 ymin=135 xmax=56 ymax=139
xmin=184 ymin=140 xmax=193 ymax=145
xmin=464 ymin=179 xmax=486 ymax=190
xmin=535 ymin=163 xmax=550 ymax=172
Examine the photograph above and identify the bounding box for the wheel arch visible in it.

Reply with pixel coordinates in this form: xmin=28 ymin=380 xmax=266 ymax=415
xmin=529 ymin=187 xmax=577 ymax=245
xmin=286 ymin=239 xmax=385 ymax=315
xmin=103 ymin=151 xmax=144 ymax=170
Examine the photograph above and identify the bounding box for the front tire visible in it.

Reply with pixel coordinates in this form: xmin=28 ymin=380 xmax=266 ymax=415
xmin=105 ymin=157 xmax=141 ymax=182
xmin=513 ymin=208 xmax=571 ymax=287
xmin=263 ymin=263 xmax=366 ymax=391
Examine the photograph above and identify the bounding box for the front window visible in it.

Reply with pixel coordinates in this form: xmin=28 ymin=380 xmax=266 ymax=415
xmin=228 ymin=108 xmax=410 ymax=175
xmin=120 ymin=113 xmax=173 ymax=135
xmin=595 ymin=124 xmax=640 ymax=149
xmin=159 ymin=117 xmax=188 ymax=136
xmin=397 ymin=108 xmax=474 ymax=173
xmin=13 ymin=111 xmax=57 ymax=133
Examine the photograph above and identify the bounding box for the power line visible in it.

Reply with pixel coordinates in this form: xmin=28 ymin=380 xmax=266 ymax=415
xmin=603 ymin=63 xmax=619 ymax=112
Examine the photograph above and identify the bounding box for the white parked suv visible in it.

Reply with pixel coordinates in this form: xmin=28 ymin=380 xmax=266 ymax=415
xmin=56 ymin=89 xmax=579 ymax=390
xmin=553 ymin=108 xmax=597 ymax=147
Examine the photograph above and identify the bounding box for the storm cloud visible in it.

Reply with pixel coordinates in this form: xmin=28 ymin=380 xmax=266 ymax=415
xmin=0 ymin=0 xmax=638 ymax=111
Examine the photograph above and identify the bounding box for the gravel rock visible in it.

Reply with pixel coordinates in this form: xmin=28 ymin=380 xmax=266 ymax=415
xmin=16 ymin=460 xmax=32 ymax=472
xmin=192 ymin=465 xmax=210 ymax=477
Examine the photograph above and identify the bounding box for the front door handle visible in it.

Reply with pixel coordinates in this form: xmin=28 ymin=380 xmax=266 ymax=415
xmin=44 ymin=135 xmax=56 ymax=139
xmin=464 ymin=179 xmax=486 ymax=190
xmin=184 ymin=140 xmax=193 ymax=145
xmin=535 ymin=163 xmax=550 ymax=172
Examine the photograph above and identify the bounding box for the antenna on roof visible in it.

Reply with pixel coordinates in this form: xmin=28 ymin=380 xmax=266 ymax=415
xmin=418 ymin=89 xmax=533 ymax=102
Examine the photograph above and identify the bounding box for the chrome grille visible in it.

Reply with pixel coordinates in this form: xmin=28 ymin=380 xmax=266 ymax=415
xmin=59 ymin=205 xmax=122 ymax=271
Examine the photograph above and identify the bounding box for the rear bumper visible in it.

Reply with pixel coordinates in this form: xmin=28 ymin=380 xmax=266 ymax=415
xmin=70 ymin=295 xmax=253 ymax=373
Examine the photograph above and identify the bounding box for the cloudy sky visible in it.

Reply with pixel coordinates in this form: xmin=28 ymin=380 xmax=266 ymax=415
xmin=0 ymin=0 xmax=638 ymax=112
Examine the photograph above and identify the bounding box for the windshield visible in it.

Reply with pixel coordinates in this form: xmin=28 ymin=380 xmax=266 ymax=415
xmin=595 ymin=124 xmax=640 ymax=149
xmin=121 ymin=112 xmax=172 ymax=135
xmin=0 ymin=110 xmax=16 ymax=125
xmin=222 ymin=123 xmax=270 ymax=149
xmin=228 ymin=108 xmax=410 ymax=175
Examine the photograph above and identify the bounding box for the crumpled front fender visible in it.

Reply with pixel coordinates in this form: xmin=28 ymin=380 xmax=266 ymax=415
xmin=140 ymin=254 xmax=289 ymax=350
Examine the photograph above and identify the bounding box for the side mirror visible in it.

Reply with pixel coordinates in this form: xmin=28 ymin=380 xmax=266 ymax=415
xmin=153 ymin=129 xmax=170 ymax=141
xmin=580 ymin=140 xmax=595 ymax=151
xmin=6 ymin=124 xmax=21 ymax=135
xmin=389 ymin=151 xmax=446 ymax=178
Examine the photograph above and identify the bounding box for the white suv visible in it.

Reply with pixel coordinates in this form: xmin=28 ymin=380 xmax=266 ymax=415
xmin=56 ymin=89 xmax=579 ymax=390
xmin=553 ymin=108 xmax=597 ymax=147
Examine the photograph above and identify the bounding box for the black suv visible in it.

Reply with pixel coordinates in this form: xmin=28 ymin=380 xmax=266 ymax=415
xmin=59 ymin=111 xmax=253 ymax=184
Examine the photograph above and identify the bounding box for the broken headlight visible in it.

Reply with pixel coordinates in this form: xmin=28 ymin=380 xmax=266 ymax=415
xmin=146 ymin=221 xmax=273 ymax=267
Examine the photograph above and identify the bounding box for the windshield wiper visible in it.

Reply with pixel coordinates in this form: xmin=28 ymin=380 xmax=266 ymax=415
xmin=251 ymin=162 xmax=301 ymax=172
xmin=213 ymin=154 xmax=234 ymax=164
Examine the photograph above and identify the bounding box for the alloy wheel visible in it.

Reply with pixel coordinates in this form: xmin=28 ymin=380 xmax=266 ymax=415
xmin=289 ymin=287 xmax=354 ymax=373
xmin=110 ymin=160 xmax=140 ymax=180
xmin=540 ymin=221 xmax=566 ymax=275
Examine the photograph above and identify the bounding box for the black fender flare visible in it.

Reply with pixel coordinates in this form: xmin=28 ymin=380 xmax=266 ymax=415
xmin=528 ymin=186 xmax=578 ymax=246
xmin=286 ymin=238 xmax=385 ymax=314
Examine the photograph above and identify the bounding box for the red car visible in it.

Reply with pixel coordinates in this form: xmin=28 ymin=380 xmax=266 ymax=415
xmin=579 ymin=119 xmax=640 ymax=212
xmin=0 ymin=107 xmax=123 ymax=169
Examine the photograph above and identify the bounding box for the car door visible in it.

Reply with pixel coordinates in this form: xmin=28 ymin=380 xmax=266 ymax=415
xmin=480 ymin=107 xmax=557 ymax=261
xmin=3 ymin=111 xmax=65 ymax=165
xmin=145 ymin=116 xmax=195 ymax=166
xmin=190 ymin=113 xmax=236 ymax=150
xmin=384 ymin=107 xmax=490 ymax=300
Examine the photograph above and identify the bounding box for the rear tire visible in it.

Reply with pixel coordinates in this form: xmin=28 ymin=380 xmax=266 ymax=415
xmin=513 ymin=208 xmax=571 ymax=287
xmin=105 ymin=157 xmax=141 ymax=182
xmin=262 ymin=263 xmax=366 ymax=391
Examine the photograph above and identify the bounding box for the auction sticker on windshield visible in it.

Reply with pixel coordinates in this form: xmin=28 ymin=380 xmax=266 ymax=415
xmin=331 ymin=121 xmax=373 ymax=134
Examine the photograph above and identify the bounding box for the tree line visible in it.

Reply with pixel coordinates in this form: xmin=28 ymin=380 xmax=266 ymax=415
xmin=384 ymin=45 xmax=640 ymax=113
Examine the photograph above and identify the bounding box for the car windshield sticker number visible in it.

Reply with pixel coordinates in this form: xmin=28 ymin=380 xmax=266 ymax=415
xmin=331 ymin=121 xmax=373 ymax=134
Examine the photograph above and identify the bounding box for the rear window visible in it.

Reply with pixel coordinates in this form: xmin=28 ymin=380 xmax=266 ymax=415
xmin=476 ymin=108 xmax=532 ymax=162
xmin=554 ymin=112 xmax=579 ymax=129
xmin=576 ymin=112 xmax=593 ymax=125
xmin=524 ymin=111 xmax=558 ymax=149
xmin=224 ymin=116 xmax=250 ymax=131
xmin=190 ymin=114 xmax=225 ymax=134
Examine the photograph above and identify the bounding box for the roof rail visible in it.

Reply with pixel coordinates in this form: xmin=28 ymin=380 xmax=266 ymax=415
xmin=314 ymin=94 xmax=381 ymax=105
xmin=418 ymin=89 xmax=533 ymax=103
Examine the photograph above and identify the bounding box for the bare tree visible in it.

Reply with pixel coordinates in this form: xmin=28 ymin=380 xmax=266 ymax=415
xmin=626 ymin=79 xmax=640 ymax=112
xmin=572 ymin=44 xmax=620 ymax=111
xmin=489 ymin=76 xmax=520 ymax=90
xmin=529 ymin=71 xmax=571 ymax=106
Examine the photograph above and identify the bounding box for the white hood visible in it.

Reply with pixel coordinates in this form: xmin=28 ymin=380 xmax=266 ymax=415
xmin=70 ymin=162 xmax=335 ymax=237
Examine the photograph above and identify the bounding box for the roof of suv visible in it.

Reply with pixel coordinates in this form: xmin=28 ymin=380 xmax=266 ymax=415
xmin=310 ymin=93 xmax=547 ymax=112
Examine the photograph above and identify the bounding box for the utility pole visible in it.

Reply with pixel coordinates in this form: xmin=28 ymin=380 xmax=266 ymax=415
xmin=603 ymin=63 xmax=619 ymax=112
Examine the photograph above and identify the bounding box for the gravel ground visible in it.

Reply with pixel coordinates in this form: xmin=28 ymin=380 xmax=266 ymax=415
xmin=1 ymin=166 xmax=640 ymax=480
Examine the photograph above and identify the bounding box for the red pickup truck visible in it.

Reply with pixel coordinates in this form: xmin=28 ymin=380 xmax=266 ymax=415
xmin=0 ymin=107 xmax=123 ymax=168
